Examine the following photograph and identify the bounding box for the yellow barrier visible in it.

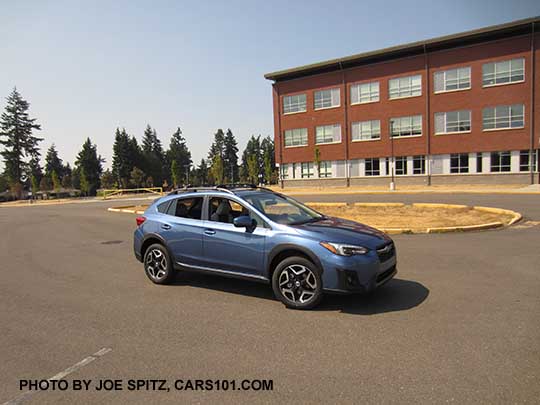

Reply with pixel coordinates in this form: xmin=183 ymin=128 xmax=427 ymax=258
xmin=101 ymin=187 xmax=163 ymax=200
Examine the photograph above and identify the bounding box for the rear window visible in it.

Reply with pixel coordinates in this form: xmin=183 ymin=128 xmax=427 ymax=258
xmin=157 ymin=201 xmax=170 ymax=213
xmin=166 ymin=197 xmax=203 ymax=220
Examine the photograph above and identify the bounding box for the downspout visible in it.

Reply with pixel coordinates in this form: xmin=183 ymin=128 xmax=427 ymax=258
xmin=274 ymin=83 xmax=284 ymax=188
xmin=530 ymin=22 xmax=537 ymax=185
xmin=424 ymin=44 xmax=432 ymax=186
xmin=340 ymin=62 xmax=350 ymax=187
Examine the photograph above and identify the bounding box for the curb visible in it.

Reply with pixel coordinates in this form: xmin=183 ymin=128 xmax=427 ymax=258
xmin=305 ymin=202 xmax=347 ymax=207
xmin=354 ymin=202 xmax=405 ymax=207
xmin=412 ymin=203 xmax=467 ymax=209
xmin=426 ymin=222 xmax=504 ymax=233
xmin=107 ymin=207 xmax=145 ymax=215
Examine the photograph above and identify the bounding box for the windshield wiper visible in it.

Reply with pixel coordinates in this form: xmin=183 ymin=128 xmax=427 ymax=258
xmin=290 ymin=216 xmax=326 ymax=226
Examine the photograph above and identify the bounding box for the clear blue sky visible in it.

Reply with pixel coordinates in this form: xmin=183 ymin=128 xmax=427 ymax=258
xmin=1 ymin=0 xmax=539 ymax=169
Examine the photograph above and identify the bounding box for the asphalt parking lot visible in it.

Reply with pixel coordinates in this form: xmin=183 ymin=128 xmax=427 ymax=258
xmin=1 ymin=193 xmax=539 ymax=404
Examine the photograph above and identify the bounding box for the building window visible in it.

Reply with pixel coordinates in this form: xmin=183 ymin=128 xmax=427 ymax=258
xmin=476 ymin=153 xmax=483 ymax=173
xmin=301 ymin=162 xmax=314 ymax=178
xmin=385 ymin=158 xmax=390 ymax=176
xmin=490 ymin=151 xmax=511 ymax=172
xmin=315 ymin=124 xmax=341 ymax=144
xmin=434 ymin=110 xmax=471 ymax=134
xmin=482 ymin=58 xmax=524 ymax=87
xmin=365 ymin=158 xmax=380 ymax=176
xmin=283 ymin=94 xmax=306 ymax=114
xmin=351 ymin=120 xmax=381 ymax=141
xmin=450 ymin=153 xmax=469 ymax=173
xmin=395 ymin=156 xmax=407 ymax=175
xmin=350 ymin=81 xmax=379 ymax=104
xmin=314 ymin=88 xmax=340 ymax=110
xmin=390 ymin=115 xmax=422 ymax=138
xmin=389 ymin=75 xmax=421 ymax=99
xmin=482 ymin=104 xmax=524 ymax=130
xmin=284 ymin=128 xmax=308 ymax=147
xmin=434 ymin=67 xmax=471 ymax=92
xmin=280 ymin=164 xmax=289 ymax=179
xmin=413 ymin=155 xmax=425 ymax=174
xmin=292 ymin=163 xmax=297 ymax=179
xmin=319 ymin=161 xmax=332 ymax=178
xmin=519 ymin=150 xmax=537 ymax=172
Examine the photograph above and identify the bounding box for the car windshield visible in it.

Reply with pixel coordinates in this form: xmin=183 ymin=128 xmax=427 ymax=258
xmin=241 ymin=192 xmax=324 ymax=225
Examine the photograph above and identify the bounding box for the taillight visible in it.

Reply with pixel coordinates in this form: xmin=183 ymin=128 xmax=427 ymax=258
xmin=136 ymin=216 xmax=146 ymax=226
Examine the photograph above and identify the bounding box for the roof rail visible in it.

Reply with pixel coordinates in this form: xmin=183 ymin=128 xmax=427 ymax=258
xmin=168 ymin=185 xmax=234 ymax=195
xmin=216 ymin=183 xmax=274 ymax=192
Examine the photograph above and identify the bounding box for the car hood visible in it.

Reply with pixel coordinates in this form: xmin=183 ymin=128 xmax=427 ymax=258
xmin=291 ymin=216 xmax=391 ymax=249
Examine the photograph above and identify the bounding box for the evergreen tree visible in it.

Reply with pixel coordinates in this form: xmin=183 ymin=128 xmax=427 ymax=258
xmin=45 ymin=144 xmax=64 ymax=177
xmin=210 ymin=155 xmax=224 ymax=185
xmin=61 ymin=163 xmax=72 ymax=189
xmin=27 ymin=155 xmax=43 ymax=187
xmin=130 ymin=167 xmax=145 ymax=188
xmin=170 ymin=160 xmax=182 ymax=188
xmin=165 ymin=127 xmax=192 ymax=187
xmin=30 ymin=174 xmax=39 ymax=195
xmin=112 ymin=128 xmax=133 ymax=188
xmin=74 ymin=138 xmax=103 ymax=196
xmin=208 ymin=129 xmax=226 ymax=162
xmin=0 ymin=88 xmax=42 ymax=195
xmin=51 ymin=170 xmax=61 ymax=190
xmin=39 ymin=176 xmax=52 ymax=192
xmin=100 ymin=169 xmax=116 ymax=189
xmin=240 ymin=135 xmax=262 ymax=182
xmin=141 ymin=125 xmax=165 ymax=187
xmin=0 ymin=173 xmax=8 ymax=192
xmin=71 ymin=167 xmax=81 ymax=190
xmin=223 ymin=129 xmax=239 ymax=183
xmin=261 ymin=136 xmax=276 ymax=184
xmin=192 ymin=159 xmax=208 ymax=186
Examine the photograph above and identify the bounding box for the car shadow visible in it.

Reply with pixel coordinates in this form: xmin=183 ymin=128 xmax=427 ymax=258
xmin=171 ymin=272 xmax=429 ymax=315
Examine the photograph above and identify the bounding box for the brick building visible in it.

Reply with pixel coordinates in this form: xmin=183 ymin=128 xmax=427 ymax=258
xmin=264 ymin=17 xmax=540 ymax=187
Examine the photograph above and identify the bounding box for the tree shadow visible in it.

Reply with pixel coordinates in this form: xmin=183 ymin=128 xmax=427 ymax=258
xmin=171 ymin=272 xmax=429 ymax=315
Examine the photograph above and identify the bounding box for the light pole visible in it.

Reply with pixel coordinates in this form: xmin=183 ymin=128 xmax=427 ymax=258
xmin=184 ymin=164 xmax=191 ymax=186
xmin=389 ymin=121 xmax=395 ymax=191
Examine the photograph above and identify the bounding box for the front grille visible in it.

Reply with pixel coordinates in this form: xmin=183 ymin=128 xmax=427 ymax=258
xmin=376 ymin=242 xmax=395 ymax=263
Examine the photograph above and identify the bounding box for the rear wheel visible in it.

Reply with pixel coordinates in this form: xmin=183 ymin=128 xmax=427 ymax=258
xmin=272 ymin=256 xmax=323 ymax=309
xmin=143 ymin=243 xmax=175 ymax=284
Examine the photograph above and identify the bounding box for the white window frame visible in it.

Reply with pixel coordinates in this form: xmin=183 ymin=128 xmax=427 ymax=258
xmin=519 ymin=150 xmax=537 ymax=172
xmin=283 ymin=94 xmax=307 ymax=115
xmin=412 ymin=155 xmax=425 ymax=175
xmin=315 ymin=124 xmax=341 ymax=145
xmin=434 ymin=110 xmax=471 ymax=135
xmin=482 ymin=58 xmax=525 ymax=88
xmin=314 ymin=88 xmax=340 ymax=110
xmin=284 ymin=128 xmax=308 ymax=148
xmin=390 ymin=115 xmax=422 ymax=138
xmin=350 ymin=81 xmax=380 ymax=105
xmin=395 ymin=156 xmax=408 ymax=175
xmin=434 ymin=67 xmax=471 ymax=93
xmin=482 ymin=104 xmax=524 ymax=131
xmin=301 ymin=162 xmax=314 ymax=178
xmin=450 ymin=153 xmax=469 ymax=174
xmin=280 ymin=164 xmax=289 ymax=179
xmin=351 ymin=120 xmax=381 ymax=142
xmin=364 ymin=158 xmax=380 ymax=176
xmin=490 ymin=151 xmax=511 ymax=172
xmin=319 ymin=161 xmax=332 ymax=178
xmin=388 ymin=74 xmax=422 ymax=99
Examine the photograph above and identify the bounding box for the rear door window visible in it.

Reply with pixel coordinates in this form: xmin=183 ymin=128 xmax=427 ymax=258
xmin=166 ymin=197 xmax=204 ymax=220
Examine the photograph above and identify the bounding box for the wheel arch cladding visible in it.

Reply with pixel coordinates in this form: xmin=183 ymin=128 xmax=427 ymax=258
xmin=267 ymin=245 xmax=324 ymax=280
xmin=140 ymin=234 xmax=168 ymax=259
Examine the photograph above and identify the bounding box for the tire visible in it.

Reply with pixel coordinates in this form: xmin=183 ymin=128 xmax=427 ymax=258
xmin=143 ymin=243 xmax=175 ymax=284
xmin=272 ymin=256 xmax=323 ymax=310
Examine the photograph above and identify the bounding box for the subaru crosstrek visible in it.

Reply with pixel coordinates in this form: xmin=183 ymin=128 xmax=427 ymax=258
xmin=133 ymin=185 xmax=397 ymax=309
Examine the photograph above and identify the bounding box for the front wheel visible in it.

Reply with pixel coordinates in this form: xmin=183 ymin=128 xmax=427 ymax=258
xmin=143 ymin=243 xmax=175 ymax=284
xmin=272 ymin=256 xmax=323 ymax=310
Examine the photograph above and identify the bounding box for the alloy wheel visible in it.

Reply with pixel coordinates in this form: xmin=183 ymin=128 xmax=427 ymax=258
xmin=278 ymin=264 xmax=318 ymax=304
xmin=145 ymin=248 xmax=168 ymax=280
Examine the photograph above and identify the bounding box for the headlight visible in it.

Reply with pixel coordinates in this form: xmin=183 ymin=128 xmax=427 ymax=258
xmin=320 ymin=241 xmax=369 ymax=256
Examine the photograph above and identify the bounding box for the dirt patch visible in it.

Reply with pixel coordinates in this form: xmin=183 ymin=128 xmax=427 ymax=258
xmin=307 ymin=204 xmax=515 ymax=231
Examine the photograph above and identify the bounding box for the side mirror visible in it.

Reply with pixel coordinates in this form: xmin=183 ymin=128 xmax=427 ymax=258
xmin=233 ymin=215 xmax=256 ymax=230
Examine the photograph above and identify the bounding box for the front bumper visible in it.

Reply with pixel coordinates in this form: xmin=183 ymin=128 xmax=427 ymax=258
xmin=321 ymin=242 xmax=397 ymax=294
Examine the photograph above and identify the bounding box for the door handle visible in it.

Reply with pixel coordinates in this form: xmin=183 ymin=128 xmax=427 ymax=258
xmin=161 ymin=224 xmax=171 ymax=230
xmin=204 ymin=229 xmax=216 ymax=235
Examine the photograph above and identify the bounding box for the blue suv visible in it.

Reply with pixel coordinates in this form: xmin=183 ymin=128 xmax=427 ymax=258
xmin=133 ymin=185 xmax=397 ymax=309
